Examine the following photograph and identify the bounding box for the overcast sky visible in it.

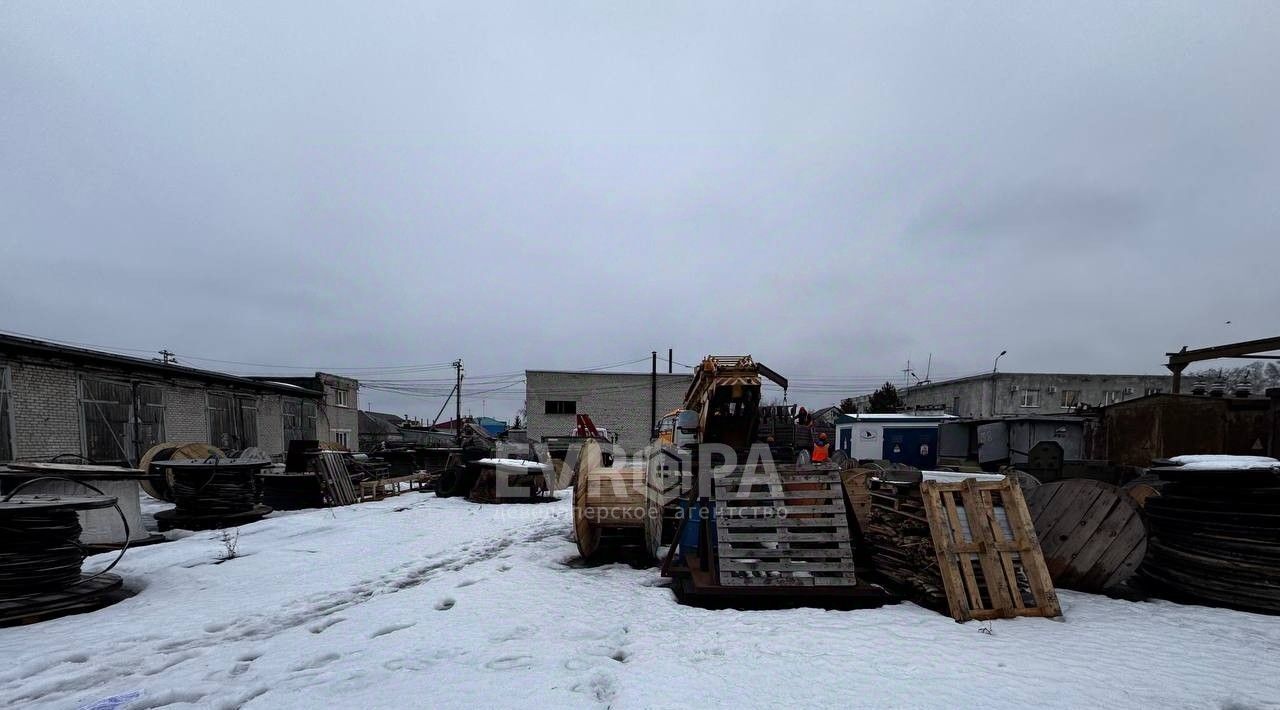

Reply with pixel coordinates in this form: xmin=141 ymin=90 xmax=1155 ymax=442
xmin=2 ymin=2 xmax=1277 ymax=421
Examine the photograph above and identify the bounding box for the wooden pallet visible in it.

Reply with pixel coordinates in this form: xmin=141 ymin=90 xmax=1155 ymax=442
xmin=920 ymin=477 xmax=1061 ymax=621
xmin=713 ymin=469 xmax=857 ymax=587
xmin=357 ymin=472 xmax=434 ymax=502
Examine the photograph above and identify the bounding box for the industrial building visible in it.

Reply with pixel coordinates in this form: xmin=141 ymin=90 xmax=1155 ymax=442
xmin=834 ymin=412 xmax=956 ymax=468
xmin=861 ymin=371 xmax=1173 ymax=417
xmin=0 ymin=334 xmax=358 ymax=464
xmin=525 ymin=369 xmax=693 ymax=450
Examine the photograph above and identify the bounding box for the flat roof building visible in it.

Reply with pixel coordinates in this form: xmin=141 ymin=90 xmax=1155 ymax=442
xmin=854 ymin=371 xmax=1173 ymax=418
xmin=525 ymin=369 xmax=693 ymax=451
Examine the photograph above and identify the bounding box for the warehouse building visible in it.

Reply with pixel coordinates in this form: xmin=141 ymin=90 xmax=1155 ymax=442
xmin=0 ymin=334 xmax=358 ymax=464
xmin=525 ymin=370 xmax=693 ymax=450
xmin=855 ymin=371 xmax=1173 ymax=418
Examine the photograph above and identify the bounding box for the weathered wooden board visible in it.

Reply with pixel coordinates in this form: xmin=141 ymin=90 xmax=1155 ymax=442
xmin=311 ymin=452 xmax=357 ymax=506
xmin=1027 ymin=479 xmax=1147 ymax=593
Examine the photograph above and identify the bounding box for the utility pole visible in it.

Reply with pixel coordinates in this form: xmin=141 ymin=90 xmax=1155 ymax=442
xmin=668 ymin=348 xmax=673 ymax=374
xmin=651 ymin=351 xmax=657 ymax=438
xmin=453 ymin=358 xmax=463 ymax=444
xmin=159 ymin=349 xmax=176 ymax=365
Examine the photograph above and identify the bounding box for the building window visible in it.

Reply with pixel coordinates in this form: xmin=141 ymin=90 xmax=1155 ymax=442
xmin=208 ymin=393 xmax=259 ymax=450
xmin=283 ymin=398 xmax=319 ymax=443
xmin=1102 ymin=390 xmax=1123 ymax=406
xmin=1060 ymin=389 xmax=1080 ymax=408
xmin=1019 ymin=389 xmax=1041 ymax=408
xmin=333 ymin=429 xmax=350 ymax=449
xmin=335 ymin=388 xmax=348 ymax=408
xmin=1144 ymin=387 xmax=1162 ymax=396
xmin=0 ymin=367 xmax=12 ymax=462
xmin=544 ymin=400 xmax=577 ymax=415
xmin=80 ymin=377 xmax=166 ymax=464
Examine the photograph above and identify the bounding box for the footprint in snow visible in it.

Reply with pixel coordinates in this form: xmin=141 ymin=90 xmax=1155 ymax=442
xmin=485 ymin=655 xmax=534 ymax=671
xmin=290 ymin=653 xmax=341 ymax=672
xmin=308 ymin=617 xmax=346 ymax=634
xmin=435 ymin=598 xmax=456 ymax=611
xmin=455 ymin=578 xmax=482 ymax=588
xmin=204 ymin=622 xmax=228 ymax=633
xmin=370 ymin=622 xmax=416 ymax=639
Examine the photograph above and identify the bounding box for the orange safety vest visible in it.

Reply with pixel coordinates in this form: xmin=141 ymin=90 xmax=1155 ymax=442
xmin=811 ymin=442 xmax=830 ymax=462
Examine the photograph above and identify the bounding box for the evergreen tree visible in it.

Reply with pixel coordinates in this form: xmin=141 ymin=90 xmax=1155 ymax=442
xmin=868 ymin=382 xmax=904 ymax=413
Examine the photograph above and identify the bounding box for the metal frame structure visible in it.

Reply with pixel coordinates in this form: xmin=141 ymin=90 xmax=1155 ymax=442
xmin=1165 ymin=336 xmax=1280 ymax=393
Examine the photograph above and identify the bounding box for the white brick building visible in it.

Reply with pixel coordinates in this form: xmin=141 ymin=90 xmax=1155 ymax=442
xmin=0 ymin=334 xmax=357 ymax=464
xmin=525 ymin=370 xmax=693 ymax=451
xmin=852 ymin=371 xmax=1173 ymax=418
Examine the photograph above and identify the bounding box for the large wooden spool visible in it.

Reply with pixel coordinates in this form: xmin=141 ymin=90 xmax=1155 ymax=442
xmin=573 ymin=440 xmax=646 ymax=560
xmin=1026 ymin=479 xmax=1148 ymax=593
xmin=138 ymin=442 xmax=226 ymax=502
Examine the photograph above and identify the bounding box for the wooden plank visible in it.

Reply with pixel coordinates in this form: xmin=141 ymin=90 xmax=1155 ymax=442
xmin=717 ymin=553 xmax=853 ymax=565
xmin=942 ymin=488 xmax=984 ymax=612
xmin=920 ymin=481 xmax=971 ymax=621
xmin=719 ymin=560 xmax=854 ymax=572
xmin=963 ymin=479 xmax=1016 ymax=612
xmin=715 ymin=488 xmax=844 ymax=501
xmin=717 ymin=530 xmax=851 ymax=543
xmin=715 ymin=474 xmax=843 ymax=485
xmin=716 ymin=518 xmax=849 ymax=529
xmin=997 ymin=477 xmax=1062 ymax=617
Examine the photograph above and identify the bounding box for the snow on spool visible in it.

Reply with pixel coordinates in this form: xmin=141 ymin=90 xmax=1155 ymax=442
xmin=573 ymin=440 xmax=647 ymax=560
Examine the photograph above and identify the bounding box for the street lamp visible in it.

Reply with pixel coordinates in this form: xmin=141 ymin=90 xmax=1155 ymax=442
xmin=993 ymin=350 xmax=1007 ymax=374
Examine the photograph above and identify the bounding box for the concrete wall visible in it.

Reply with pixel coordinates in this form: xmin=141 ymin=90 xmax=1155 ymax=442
xmin=525 ymin=371 xmax=693 ymax=451
xmin=316 ymin=373 xmax=359 ymax=447
xmin=883 ymin=373 xmax=1174 ymax=418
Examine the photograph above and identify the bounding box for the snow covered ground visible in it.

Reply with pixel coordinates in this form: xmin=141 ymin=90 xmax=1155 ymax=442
xmin=4 ymin=492 xmax=1280 ymax=709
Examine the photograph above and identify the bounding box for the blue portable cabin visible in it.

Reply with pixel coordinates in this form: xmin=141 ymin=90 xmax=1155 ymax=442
xmin=833 ymin=412 xmax=957 ymax=469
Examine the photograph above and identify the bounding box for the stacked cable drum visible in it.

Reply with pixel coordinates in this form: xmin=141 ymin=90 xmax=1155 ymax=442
xmin=1141 ymin=455 xmax=1280 ymax=614
xmin=151 ymin=458 xmax=273 ymax=531
xmin=0 ymin=504 xmax=85 ymax=594
xmin=0 ymin=490 xmax=128 ymax=626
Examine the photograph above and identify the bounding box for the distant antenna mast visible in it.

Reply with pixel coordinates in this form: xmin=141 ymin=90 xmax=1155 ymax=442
xmin=159 ymin=349 xmax=176 ymax=365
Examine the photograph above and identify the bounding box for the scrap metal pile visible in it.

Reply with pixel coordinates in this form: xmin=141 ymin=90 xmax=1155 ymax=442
xmin=1140 ymin=455 xmax=1280 ymax=614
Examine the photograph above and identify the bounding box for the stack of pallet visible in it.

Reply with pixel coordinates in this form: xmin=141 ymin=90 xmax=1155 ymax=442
xmin=863 ymin=470 xmax=1061 ymax=622
xmin=864 ymin=473 xmax=947 ymax=608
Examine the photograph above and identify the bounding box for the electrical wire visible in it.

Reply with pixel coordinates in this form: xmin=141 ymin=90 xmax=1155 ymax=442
xmin=0 ymin=477 xmax=130 ymax=596
xmin=167 ymin=462 xmax=261 ymax=516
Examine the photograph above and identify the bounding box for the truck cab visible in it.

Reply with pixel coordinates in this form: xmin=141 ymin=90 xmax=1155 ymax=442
xmin=653 ymin=409 xmax=700 ymax=449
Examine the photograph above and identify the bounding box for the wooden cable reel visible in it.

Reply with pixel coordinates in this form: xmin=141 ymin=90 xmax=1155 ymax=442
xmin=1026 ymin=479 xmax=1148 ymax=593
xmin=138 ymin=442 xmax=226 ymax=502
xmin=572 ymin=440 xmax=646 ymax=560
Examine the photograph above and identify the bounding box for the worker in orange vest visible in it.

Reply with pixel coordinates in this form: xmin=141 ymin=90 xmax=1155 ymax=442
xmin=811 ymin=432 xmax=831 ymax=463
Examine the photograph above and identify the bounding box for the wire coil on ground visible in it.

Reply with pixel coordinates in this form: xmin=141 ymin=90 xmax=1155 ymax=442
xmin=167 ymin=462 xmax=262 ymax=516
xmin=0 ymin=509 xmax=85 ymax=595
